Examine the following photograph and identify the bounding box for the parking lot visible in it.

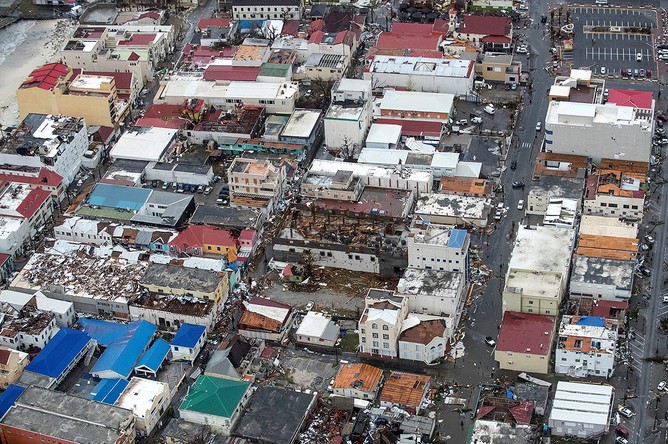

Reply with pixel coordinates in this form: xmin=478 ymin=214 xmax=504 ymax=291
xmin=570 ymin=6 xmax=658 ymax=77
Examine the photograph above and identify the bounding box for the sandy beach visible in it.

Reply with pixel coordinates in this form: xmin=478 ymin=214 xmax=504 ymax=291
xmin=0 ymin=19 xmax=76 ymax=127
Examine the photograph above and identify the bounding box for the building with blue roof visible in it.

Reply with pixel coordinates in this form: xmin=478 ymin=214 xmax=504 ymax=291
xmin=20 ymin=328 xmax=96 ymax=389
xmin=135 ymin=338 xmax=171 ymax=377
xmin=170 ymin=324 xmax=206 ymax=364
xmin=0 ymin=384 xmax=25 ymax=418
xmin=88 ymin=378 xmax=130 ymax=404
xmin=77 ymin=318 xmax=133 ymax=346
xmin=88 ymin=183 xmax=151 ymax=211
xmin=90 ymin=320 xmax=157 ymax=380
xmin=77 ymin=183 xmax=195 ymax=228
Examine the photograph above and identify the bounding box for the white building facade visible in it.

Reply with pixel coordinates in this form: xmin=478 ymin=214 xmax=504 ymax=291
xmin=555 ymin=316 xmax=618 ymax=378
xmin=544 ymin=101 xmax=653 ymax=164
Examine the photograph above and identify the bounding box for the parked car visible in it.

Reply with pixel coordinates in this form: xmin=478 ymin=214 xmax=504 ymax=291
xmin=517 ymin=199 xmax=524 ymax=210
xmin=633 ymin=68 xmax=639 ymax=77
xmin=615 ymin=426 xmax=630 ymax=439
xmin=203 ymin=186 xmax=213 ymax=195
xmin=618 ymin=406 xmax=633 ymax=418
xmin=663 ymin=295 xmax=668 ymax=303
xmin=471 ymin=116 xmax=483 ymax=124
xmin=658 ymin=381 xmax=667 ymax=391
xmin=646 ymin=69 xmax=652 ymax=77
xmin=615 ymin=437 xmax=628 ymax=444
xmin=511 ymin=83 xmax=517 ymax=90
xmin=536 ymin=122 xmax=541 ymax=131
xmin=512 ymin=181 xmax=525 ymax=189
xmin=644 ymin=235 xmax=655 ymax=244
xmin=161 ymin=182 xmax=170 ymax=190
xmin=600 ymin=66 xmax=607 ymax=75
xmin=483 ymin=104 xmax=496 ymax=115
xmin=510 ymin=160 xmax=517 ymax=170
xmin=516 ymin=45 xmax=528 ymax=54
xmin=176 ymin=183 xmax=184 ymax=193
xmin=485 ymin=336 xmax=496 ymax=346
xmin=637 ymin=52 xmax=643 ymax=61
xmin=216 ymin=196 xmax=229 ymax=205
xmin=197 ymin=185 xmax=204 ymax=193
xmin=184 ymin=183 xmax=191 ymax=192
xmin=494 ymin=210 xmax=502 ymax=221
xmin=151 ymin=180 xmax=158 ymax=188
xmin=639 ymin=68 xmax=646 ymax=77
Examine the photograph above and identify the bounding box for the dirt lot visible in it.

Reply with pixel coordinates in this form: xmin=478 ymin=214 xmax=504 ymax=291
xmin=258 ymin=268 xmax=400 ymax=317
xmin=277 ymin=348 xmax=340 ymax=392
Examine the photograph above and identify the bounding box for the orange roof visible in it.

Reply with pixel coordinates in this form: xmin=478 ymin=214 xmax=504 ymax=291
xmin=379 ymin=371 xmax=431 ymax=408
xmin=576 ymin=234 xmax=637 ymax=260
xmin=440 ymin=177 xmax=492 ymax=196
xmin=238 ymin=310 xmax=281 ymax=333
xmin=333 ymin=363 xmax=383 ymax=393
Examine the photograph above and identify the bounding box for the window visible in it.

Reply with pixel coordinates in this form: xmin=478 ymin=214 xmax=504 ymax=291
xmin=372 ymin=333 xmax=378 ymax=338
xmin=174 ymin=346 xmax=179 ymax=351
xmin=361 ymin=337 xmax=366 ymax=343
xmin=360 ymin=328 xmax=365 ymax=334
xmin=574 ymin=339 xmax=583 ymax=348
xmin=383 ymin=334 xmax=389 ymax=340
xmin=373 ymin=341 xmax=379 ymax=347
xmin=372 ymin=323 xmax=378 ymax=329
xmin=383 ymin=342 xmax=390 ymax=349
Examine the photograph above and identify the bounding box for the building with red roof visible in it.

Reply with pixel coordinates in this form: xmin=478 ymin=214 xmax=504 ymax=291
xmin=495 ymin=311 xmax=556 ymax=374
xmin=376 ymin=31 xmax=442 ymax=51
xmin=307 ymin=30 xmax=357 ymax=56
xmin=203 ymin=65 xmax=260 ymax=82
xmin=391 ymin=22 xmax=434 ymax=34
xmin=17 ymin=63 xmax=129 ymax=128
xmin=20 ymin=63 xmax=71 ymax=91
xmin=169 ymin=225 xmax=239 ymax=262
xmin=0 ymin=167 xmax=64 ymax=201
xmin=456 ymin=15 xmax=512 ymax=50
xmin=197 ymin=18 xmax=231 ymax=31
xmin=606 ymin=89 xmax=654 ymax=111
xmin=0 ymin=183 xmax=53 ymax=257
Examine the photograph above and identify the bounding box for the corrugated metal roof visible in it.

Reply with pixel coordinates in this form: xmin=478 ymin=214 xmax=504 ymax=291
xmin=25 ymin=328 xmax=93 ymax=378
xmin=135 ymin=338 xmax=170 ymax=373
xmin=88 ymin=378 xmax=129 ymax=404
xmin=171 ymin=323 xmax=206 ymax=348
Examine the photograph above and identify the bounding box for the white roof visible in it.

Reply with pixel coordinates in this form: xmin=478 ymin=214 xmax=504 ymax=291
xmin=337 ymin=78 xmax=372 ymax=93
xmin=432 ymin=152 xmax=460 ymax=169
xmin=70 ymin=74 xmax=114 ymax=91
xmin=369 ymin=55 xmax=473 ymax=78
xmin=455 ymin=161 xmax=482 ymax=178
xmin=281 ymin=109 xmax=321 ymax=139
xmin=380 ymin=90 xmax=454 ymax=115
xmin=549 ymin=85 xmax=571 ymax=98
xmin=415 ymin=193 xmax=489 ymax=220
xmin=570 ymin=69 xmax=592 ymax=82
xmin=225 ymin=81 xmax=298 ymax=100
xmin=549 ymin=381 xmax=613 ymax=427
xmin=366 ymin=307 xmax=399 ymax=325
xmin=579 ymin=215 xmax=638 ymax=238
xmin=245 ymin=299 xmax=290 ymax=322
xmin=110 ymin=127 xmax=177 ymax=162
xmin=116 ymin=377 xmax=168 ymax=417
xmin=508 ymin=225 xmax=576 ymax=275
xmin=295 ymin=311 xmax=339 ymax=340
xmin=35 ymin=293 xmax=73 ymax=315
xmin=308 ymin=159 xmax=433 ymax=183
xmin=366 ymin=124 xmax=402 ymax=146
xmin=0 ymin=290 xmax=33 ymax=311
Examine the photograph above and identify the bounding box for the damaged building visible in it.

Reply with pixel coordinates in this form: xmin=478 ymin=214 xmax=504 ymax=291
xmin=273 ymin=205 xmax=409 ymax=276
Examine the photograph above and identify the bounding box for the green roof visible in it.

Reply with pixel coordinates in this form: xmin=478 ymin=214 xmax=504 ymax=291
xmin=179 ymin=375 xmax=250 ymax=418
xmin=258 ymin=63 xmax=290 ymax=78
xmin=76 ymin=206 xmax=134 ymax=220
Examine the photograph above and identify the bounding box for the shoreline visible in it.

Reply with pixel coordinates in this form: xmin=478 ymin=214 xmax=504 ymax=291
xmin=0 ymin=19 xmax=75 ymax=128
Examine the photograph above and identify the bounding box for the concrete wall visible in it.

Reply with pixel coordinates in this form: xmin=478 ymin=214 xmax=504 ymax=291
xmin=494 ymin=350 xmax=550 ymax=374
xmin=583 ymin=194 xmax=644 ymax=220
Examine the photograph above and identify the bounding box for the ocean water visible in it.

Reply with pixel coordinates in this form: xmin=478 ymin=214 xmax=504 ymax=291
xmin=0 ymin=20 xmax=37 ymax=66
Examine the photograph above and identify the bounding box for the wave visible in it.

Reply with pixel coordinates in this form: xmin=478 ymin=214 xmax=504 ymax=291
xmin=0 ymin=20 xmax=37 ymax=66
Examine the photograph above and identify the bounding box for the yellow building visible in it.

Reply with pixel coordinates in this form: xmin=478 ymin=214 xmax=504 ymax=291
xmin=139 ymin=263 xmax=229 ymax=305
xmin=0 ymin=346 xmax=29 ymax=389
xmin=17 ymin=63 xmax=130 ymax=128
xmin=494 ymin=311 xmax=556 ymax=375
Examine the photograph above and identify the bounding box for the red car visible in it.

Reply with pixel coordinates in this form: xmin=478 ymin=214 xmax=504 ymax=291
xmin=646 ymin=69 xmax=652 ymax=77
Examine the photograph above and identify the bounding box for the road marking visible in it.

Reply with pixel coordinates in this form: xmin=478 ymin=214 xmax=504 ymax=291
xmin=521 ymin=142 xmax=532 ymax=150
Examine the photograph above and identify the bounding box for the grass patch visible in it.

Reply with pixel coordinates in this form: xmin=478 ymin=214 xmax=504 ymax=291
xmin=339 ymin=333 xmax=358 ymax=353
